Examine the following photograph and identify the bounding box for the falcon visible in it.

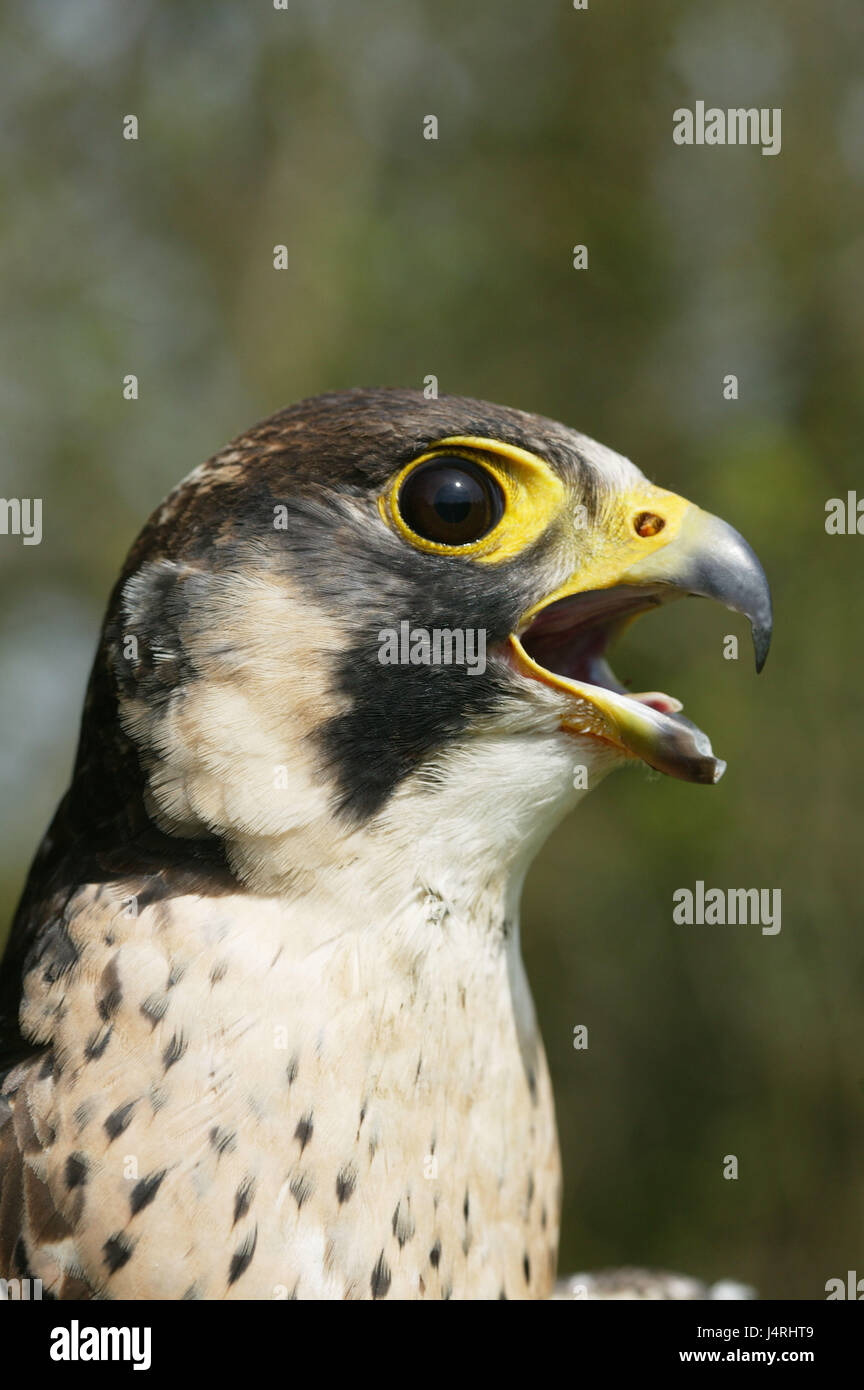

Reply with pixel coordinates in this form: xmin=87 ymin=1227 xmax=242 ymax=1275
xmin=0 ymin=389 xmax=771 ymax=1300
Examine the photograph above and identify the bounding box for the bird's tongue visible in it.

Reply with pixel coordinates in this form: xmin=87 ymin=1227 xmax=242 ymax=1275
xmin=631 ymin=691 xmax=682 ymax=714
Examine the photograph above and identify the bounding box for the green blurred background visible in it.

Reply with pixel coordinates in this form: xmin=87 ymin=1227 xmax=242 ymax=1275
xmin=1 ymin=0 xmax=862 ymax=1298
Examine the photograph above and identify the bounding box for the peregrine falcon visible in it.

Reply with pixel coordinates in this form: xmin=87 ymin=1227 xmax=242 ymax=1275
xmin=0 ymin=389 xmax=771 ymax=1300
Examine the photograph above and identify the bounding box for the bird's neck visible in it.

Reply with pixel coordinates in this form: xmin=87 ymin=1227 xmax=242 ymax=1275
xmin=222 ymin=729 xmax=614 ymax=934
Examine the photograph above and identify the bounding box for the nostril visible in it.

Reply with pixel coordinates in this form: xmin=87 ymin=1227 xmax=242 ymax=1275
xmin=634 ymin=512 xmax=665 ymax=538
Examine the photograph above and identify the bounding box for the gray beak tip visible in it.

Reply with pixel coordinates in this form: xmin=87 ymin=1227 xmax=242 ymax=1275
xmin=685 ymin=512 xmax=773 ymax=677
xmin=753 ymin=620 xmax=772 ymax=674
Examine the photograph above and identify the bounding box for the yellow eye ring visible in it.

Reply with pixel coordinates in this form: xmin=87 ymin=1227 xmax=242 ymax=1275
xmin=378 ymin=436 xmax=566 ymax=564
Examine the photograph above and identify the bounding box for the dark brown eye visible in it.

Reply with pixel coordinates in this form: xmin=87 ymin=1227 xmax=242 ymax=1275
xmin=398 ymin=457 xmax=504 ymax=545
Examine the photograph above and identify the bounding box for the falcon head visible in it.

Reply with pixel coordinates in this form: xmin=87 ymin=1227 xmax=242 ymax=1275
xmin=71 ymin=388 xmax=771 ymax=912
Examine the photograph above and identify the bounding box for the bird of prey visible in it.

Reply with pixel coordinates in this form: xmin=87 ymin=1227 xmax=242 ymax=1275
xmin=0 ymin=389 xmax=771 ymax=1300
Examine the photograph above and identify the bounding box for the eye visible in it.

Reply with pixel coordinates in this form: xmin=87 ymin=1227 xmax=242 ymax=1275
xmin=397 ymin=457 xmax=504 ymax=546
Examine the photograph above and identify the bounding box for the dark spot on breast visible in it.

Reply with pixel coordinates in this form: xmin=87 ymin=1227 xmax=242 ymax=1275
xmin=181 ymin=1283 xmax=200 ymax=1300
xmin=84 ymin=1026 xmax=113 ymax=1061
xmin=148 ymin=1084 xmax=169 ymax=1113
xmin=392 ymin=1195 xmax=415 ymax=1247
xmin=210 ymin=1126 xmax=237 ymax=1156
xmin=336 ymin=1165 xmax=356 ymax=1204
xmin=523 ymin=1253 xmax=531 ymax=1284
xmin=234 ymin=1175 xmax=256 ymax=1225
xmin=294 ymin=1114 xmax=313 ymax=1152
xmin=429 ymin=1239 xmax=441 ymax=1268
xmin=140 ymin=993 xmax=169 ymax=1026
xmin=499 ymin=1287 xmax=507 ymax=1299
xmin=38 ymin=1052 xmax=55 ymax=1080
xmin=286 ymin=1054 xmax=299 ymax=1085
xmin=210 ymin=961 xmax=228 ymax=985
xmin=103 ymin=1233 xmax=135 ymax=1273
xmin=228 ymin=1226 xmax=258 ymax=1285
xmin=73 ymin=1101 xmax=93 ymax=1133
xmin=162 ymin=1032 xmax=187 ymax=1070
xmin=290 ymin=1172 xmax=313 ymax=1208
xmin=166 ymin=962 xmax=186 ymax=988
xmin=527 ymin=1069 xmax=537 ymax=1104
xmin=370 ymin=1252 xmax=391 ymax=1299
xmin=463 ymin=1191 xmax=470 ymax=1223
xmin=130 ymin=1168 xmax=167 ymax=1216
xmin=32 ymin=923 xmax=79 ymax=985
xmin=97 ymin=957 xmax=123 ymax=1022
xmin=104 ymin=1101 xmax=136 ymax=1141
xmin=541 ymin=1205 xmax=547 ymax=1230
xmin=64 ymin=1153 xmax=88 ymax=1189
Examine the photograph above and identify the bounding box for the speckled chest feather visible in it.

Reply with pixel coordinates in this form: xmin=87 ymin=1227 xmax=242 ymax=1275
xmin=1 ymin=876 xmax=560 ymax=1300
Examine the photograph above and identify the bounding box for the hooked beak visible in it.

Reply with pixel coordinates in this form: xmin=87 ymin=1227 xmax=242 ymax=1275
xmin=509 ymin=495 xmax=772 ymax=784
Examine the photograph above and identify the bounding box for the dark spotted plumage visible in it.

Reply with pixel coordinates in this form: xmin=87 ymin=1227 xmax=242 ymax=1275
xmin=103 ymin=1233 xmax=135 ymax=1274
xmin=294 ymin=1114 xmax=313 ymax=1152
xmin=210 ymin=1127 xmax=237 ymax=1156
xmin=370 ymin=1252 xmax=391 ymax=1299
xmin=84 ymin=1027 xmax=112 ymax=1062
xmin=103 ymin=1102 xmax=136 ymax=1141
xmin=228 ymin=1228 xmax=257 ymax=1286
xmin=64 ymin=1153 xmax=88 ymax=1189
xmin=129 ymin=1171 xmax=166 ymax=1217
xmin=336 ymin=1166 xmax=356 ymax=1204
xmin=140 ymin=992 xmax=169 ymax=1025
xmin=162 ymin=1032 xmax=187 ymax=1071
xmin=97 ymin=958 xmax=123 ymax=1021
xmin=290 ymin=1173 xmax=313 ymax=1209
xmin=233 ymin=1176 xmax=255 ymax=1225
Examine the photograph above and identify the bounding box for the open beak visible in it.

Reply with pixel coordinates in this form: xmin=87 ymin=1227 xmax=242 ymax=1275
xmin=509 ymin=495 xmax=772 ymax=784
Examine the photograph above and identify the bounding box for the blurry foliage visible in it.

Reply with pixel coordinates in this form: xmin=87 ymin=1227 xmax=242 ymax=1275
xmin=1 ymin=0 xmax=863 ymax=1297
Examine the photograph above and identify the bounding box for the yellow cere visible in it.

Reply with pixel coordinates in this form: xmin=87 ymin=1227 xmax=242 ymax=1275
xmin=517 ymin=484 xmax=694 ymax=626
xmin=378 ymin=436 xmax=567 ymax=563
